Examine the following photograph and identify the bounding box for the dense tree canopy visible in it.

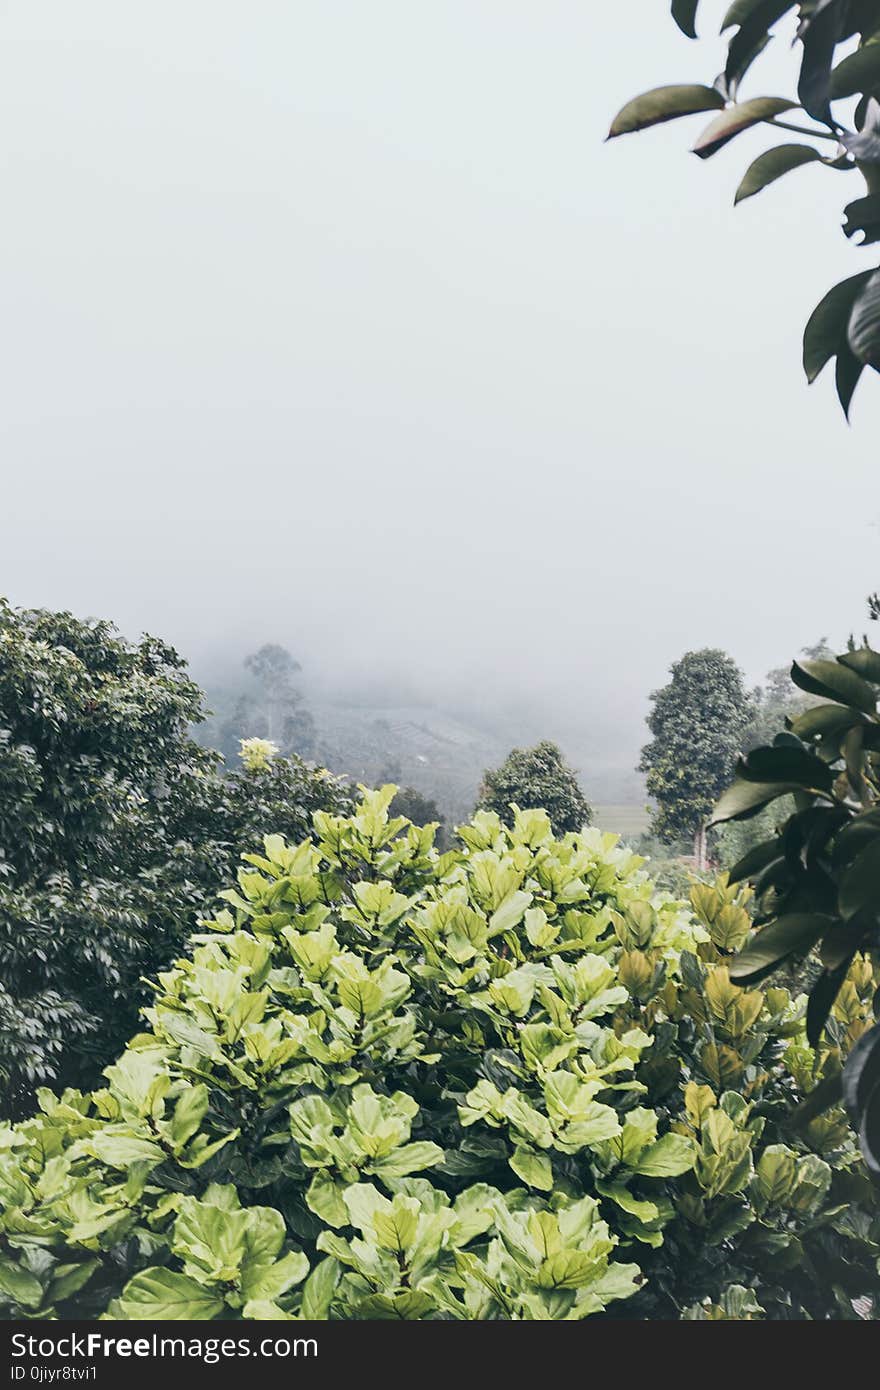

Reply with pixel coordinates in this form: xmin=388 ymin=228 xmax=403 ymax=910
xmin=640 ymin=649 xmax=753 ymax=868
xmin=0 ymin=602 xmax=349 ymax=1113
xmin=610 ymin=2 xmax=880 ymax=416
xmin=477 ymin=741 xmax=591 ymax=837
xmin=0 ymin=789 xmax=875 ymax=1321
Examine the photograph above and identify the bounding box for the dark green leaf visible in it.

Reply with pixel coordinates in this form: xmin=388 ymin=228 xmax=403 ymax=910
xmin=722 ymin=0 xmax=778 ymax=29
xmin=711 ymin=778 xmax=813 ymax=825
xmin=725 ymin=3 xmax=798 ymax=93
xmin=798 ymin=0 xmax=848 ymax=124
xmin=830 ymin=40 xmax=880 ymax=99
xmin=789 ymin=702 xmax=866 ymax=738
xmin=843 ymin=192 xmax=880 ymax=243
xmin=807 ymin=958 xmax=853 ymax=1047
xmin=847 ymin=268 xmax=880 ymax=368
xmin=836 ymin=343 xmax=867 ymax=418
xmin=727 ymin=837 xmax=784 ymax=884
xmin=803 ymin=271 xmax=874 ymax=381
xmin=730 ymin=914 xmax=833 ymax=985
xmin=791 ymin=658 xmax=877 ymax=714
xmin=735 ymin=143 xmax=824 ymax=203
xmin=736 ymin=745 xmax=834 ymax=792
xmin=671 ymin=0 xmax=700 ymax=38
xmin=840 ymin=835 xmax=880 ymax=919
xmin=607 ymin=84 xmax=725 ymax=139
xmin=789 ymin=1070 xmax=843 ymax=1127
xmin=843 ymin=1023 xmax=880 ymax=1124
xmin=840 ymin=645 xmax=880 ymax=682
xmin=858 ymin=1073 xmax=880 ymax=1179
xmin=693 ymin=97 xmax=795 ymax=158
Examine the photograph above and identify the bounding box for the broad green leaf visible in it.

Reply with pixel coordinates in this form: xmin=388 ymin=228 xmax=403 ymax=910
xmin=791 ymin=658 xmax=877 ymax=714
xmin=169 ymin=1084 xmax=208 ymax=1148
xmin=693 ymin=98 xmax=795 ymax=159
xmin=840 ymin=646 xmax=880 ymax=683
xmin=373 ymin=1140 xmax=445 ymax=1178
xmin=711 ymin=777 xmax=804 ymax=825
xmin=509 ymin=1147 xmax=554 ymax=1191
xmin=608 ymin=84 xmax=725 ymax=139
xmin=671 ymin=0 xmax=700 ymax=38
xmin=803 ymin=271 xmax=873 ymax=382
xmin=0 ymin=1260 xmax=43 ymax=1310
xmin=840 ymin=836 xmax=880 ymax=919
xmin=848 ymin=268 xmax=880 ymax=369
xmin=830 ymin=41 xmax=880 ymax=99
xmin=300 ymin=1257 xmax=340 ymax=1319
xmin=735 ymin=143 xmax=824 ymax=203
xmin=730 ymin=914 xmax=832 ymax=984
xmin=113 ymin=1268 xmax=225 ymax=1320
xmin=736 ymin=745 xmax=833 ymax=792
xmin=632 ymin=1132 xmax=696 ymax=1178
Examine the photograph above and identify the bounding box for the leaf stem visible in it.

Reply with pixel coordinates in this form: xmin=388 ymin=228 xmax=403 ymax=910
xmin=765 ymin=117 xmax=840 ymax=143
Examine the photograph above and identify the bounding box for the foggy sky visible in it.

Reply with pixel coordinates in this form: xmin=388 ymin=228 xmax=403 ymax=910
xmin=2 ymin=1 xmax=878 ymax=779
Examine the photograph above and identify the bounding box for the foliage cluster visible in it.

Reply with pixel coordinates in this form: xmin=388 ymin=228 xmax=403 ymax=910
xmin=0 ymin=602 xmax=349 ymax=1111
xmin=478 ymin=741 xmax=592 ymax=838
xmin=610 ymin=2 xmax=880 ymax=416
xmin=713 ymin=641 xmax=880 ymax=1176
xmin=0 ymin=789 xmax=876 ymax=1321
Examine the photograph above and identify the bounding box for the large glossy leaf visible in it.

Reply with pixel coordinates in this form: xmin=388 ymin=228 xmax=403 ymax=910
xmin=830 ymin=40 xmax=880 ymax=99
xmin=835 ymin=343 xmax=867 ymax=417
xmin=789 ymin=702 xmax=865 ymax=738
xmin=607 ymin=84 xmax=725 ymax=138
xmin=843 ymin=192 xmax=880 ymax=243
xmin=736 ymin=745 xmax=834 ymax=792
xmin=730 ymin=914 xmax=832 ymax=985
xmin=671 ymin=0 xmax=700 ymax=38
xmin=859 ymin=1080 xmax=880 ymax=1179
xmin=840 ymin=645 xmax=880 ymax=681
xmin=807 ymin=958 xmax=853 ymax=1047
xmin=725 ymin=2 xmax=798 ymax=93
xmin=842 ymin=1024 xmax=880 ymax=1123
xmin=798 ymin=0 xmax=848 ymax=123
xmin=727 ymin=837 xmax=784 ymax=885
xmin=803 ymin=270 xmax=874 ymax=381
xmin=848 ymin=268 xmax=880 ymax=367
xmin=692 ymin=97 xmax=795 ymax=158
xmin=734 ymin=143 xmax=824 ymax=202
xmin=722 ymin=0 xmax=780 ymax=28
xmin=840 ymin=835 xmax=880 ymax=918
xmin=791 ymin=658 xmax=877 ymax=713
xmin=711 ymin=777 xmax=809 ymax=824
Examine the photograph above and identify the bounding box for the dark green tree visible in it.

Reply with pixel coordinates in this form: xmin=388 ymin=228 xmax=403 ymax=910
xmin=640 ymin=649 xmax=753 ymax=870
xmin=0 ymin=601 xmax=348 ymax=1113
xmin=477 ymin=740 xmax=591 ymax=836
xmin=609 ymin=2 xmax=880 ymax=417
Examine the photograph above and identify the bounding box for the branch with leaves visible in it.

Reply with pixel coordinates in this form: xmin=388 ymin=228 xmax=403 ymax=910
xmin=609 ymin=1 xmax=880 ymax=417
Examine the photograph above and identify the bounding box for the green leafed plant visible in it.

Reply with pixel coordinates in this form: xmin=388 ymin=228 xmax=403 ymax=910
xmin=0 ymin=789 xmax=876 ymax=1320
xmin=711 ymin=640 xmax=880 ymax=1179
xmin=609 ymin=2 xmax=880 ymax=416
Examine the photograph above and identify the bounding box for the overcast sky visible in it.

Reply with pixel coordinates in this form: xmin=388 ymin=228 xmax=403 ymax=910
xmin=1 ymin=1 xmax=877 ymax=772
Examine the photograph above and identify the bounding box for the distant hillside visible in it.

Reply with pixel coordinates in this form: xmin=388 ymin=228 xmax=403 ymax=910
xmin=313 ymin=700 xmax=507 ymax=825
xmin=197 ymin=676 xmax=645 ymax=827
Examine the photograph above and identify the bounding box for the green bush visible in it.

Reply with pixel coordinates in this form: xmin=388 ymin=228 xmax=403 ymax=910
xmin=0 ymin=790 xmax=876 ymax=1320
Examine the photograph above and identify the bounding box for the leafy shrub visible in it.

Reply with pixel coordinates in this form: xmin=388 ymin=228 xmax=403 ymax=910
xmin=712 ymin=643 xmax=880 ymax=1175
xmin=0 ymin=790 xmax=876 ymax=1320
